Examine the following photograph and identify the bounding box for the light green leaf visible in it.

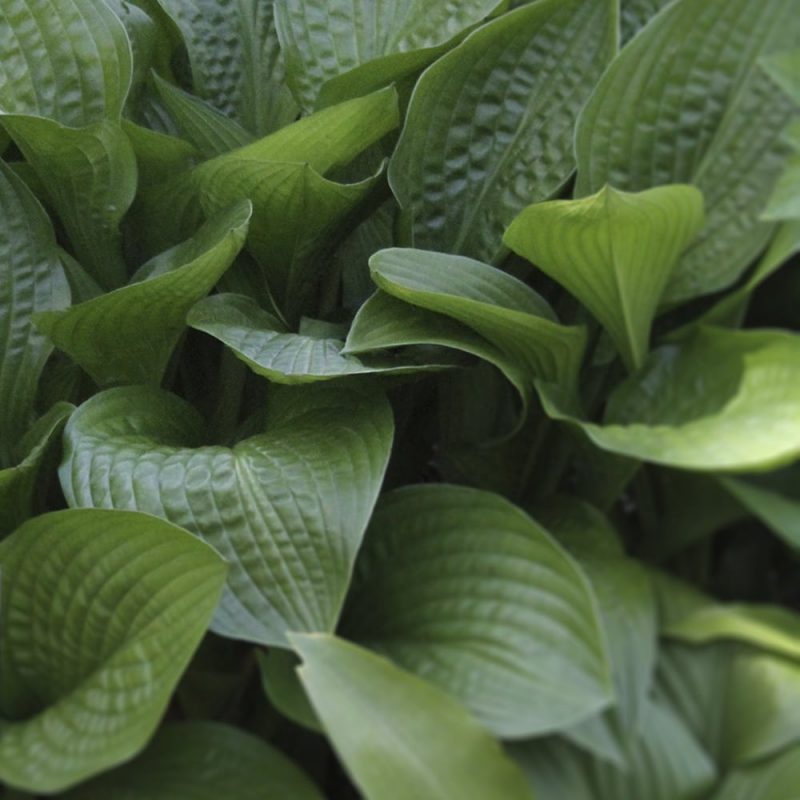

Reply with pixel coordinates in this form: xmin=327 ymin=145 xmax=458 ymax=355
xmin=341 ymin=484 xmax=613 ymax=738
xmin=505 ymin=184 xmax=704 ymax=370
xmin=188 ymin=293 xmax=451 ymax=384
xmin=711 ymin=744 xmax=800 ymax=800
xmin=291 ymin=633 xmax=534 ymax=800
xmin=156 ymin=0 xmax=298 ymax=135
xmin=1 ymin=116 xmax=138 ymax=289
xmin=60 ymin=383 xmax=393 ymax=646
xmin=575 ymin=0 xmax=800 ymax=303
xmin=541 ymin=327 xmax=800 ymax=471
xmin=389 ymin=0 xmax=616 ymax=263
xmin=0 ymin=402 xmax=73 ymax=538
xmin=257 ymin=650 xmax=322 ymax=733
xmin=61 ymin=721 xmax=323 ymax=800
xmin=35 ymin=202 xmax=251 ymax=387
xmin=0 ymin=162 xmax=70 ymax=466
xmin=0 ymin=509 xmax=227 ymax=792
xmin=0 ymin=0 xmax=132 ymax=125
xmin=275 ymin=0 xmax=504 ymax=111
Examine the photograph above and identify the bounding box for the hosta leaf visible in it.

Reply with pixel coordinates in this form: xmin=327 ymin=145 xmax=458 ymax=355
xmin=711 ymin=744 xmax=800 ymax=800
xmin=761 ymin=50 xmax=800 ymax=105
xmin=275 ymin=0 xmax=504 ymax=111
xmin=156 ymin=0 xmax=298 ymax=135
xmin=541 ymin=327 xmax=800 ymax=471
xmin=0 ymin=509 xmax=227 ymax=792
xmin=0 ymin=402 xmax=73 ymax=538
xmin=510 ymin=700 xmax=716 ymax=800
xmin=61 ymin=722 xmax=323 ymax=800
xmin=0 ymin=0 xmax=132 ymax=125
xmin=258 ymin=649 xmax=322 ymax=732
xmin=389 ymin=0 xmax=616 ymax=263
xmin=122 ymin=119 xmax=197 ymax=187
xmin=1 ymin=116 xmax=138 ymax=289
xmin=35 ymin=202 xmax=251 ymax=387
xmin=620 ymin=0 xmax=673 ymax=43
xmin=341 ymin=484 xmax=613 ymax=738
xmin=60 ymin=383 xmax=393 ymax=646
xmin=575 ymin=0 xmax=800 ymax=303
xmin=0 ymin=162 xmax=70 ymax=466
xmin=291 ymin=633 xmax=534 ymax=800
xmin=188 ymin=292 xmax=452 ymax=384
xmin=505 ymin=184 xmax=705 ymax=370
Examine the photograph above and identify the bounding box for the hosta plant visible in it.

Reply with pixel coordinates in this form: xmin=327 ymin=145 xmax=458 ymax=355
xmin=1 ymin=0 xmax=799 ymax=798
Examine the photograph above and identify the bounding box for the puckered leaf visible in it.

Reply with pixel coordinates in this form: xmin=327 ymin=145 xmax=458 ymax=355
xmin=389 ymin=0 xmax=616 ymax=263
xmin=0 ymin=509 xmax=227 ymax=792
xmin=575 ymin=0 xmax=800 ymax=303
xmin=61 ymin=721 xmax=323 ymax=800
xmin=60 ymin=383 xmax=394 ymax=647
xmin=341 ymin=484 xmax=613 ymax=738
xmin=505 ymin=184 xmax=705 ymax=370
xmin=35 ymin=202 xmax=251 ymax=387
xmin=291 ymin=633 xmax=534 ymax=800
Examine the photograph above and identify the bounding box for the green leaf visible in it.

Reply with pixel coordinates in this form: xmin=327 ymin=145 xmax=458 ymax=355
xmin=540 ymin=327 xmax=800 ymax=471
xmin=0 ymin=402 xmax=73 ymax=538
xmin=0 ymin=0 xmax=132 ymax=125
xmin=35 ymin=202 xmax=251 ymax=387
xmin=188 ymin=293 xmax=451 ymax=384
xmin=575 ymin=0 xmax=800 ymax=303
xmin=620 ymin=0 xmax=673 ymax=43
xmin=505 ymin=184 xmax=705 ymax=370
xmin=291 ymin=633 xmax=535 ymax=800
xmin=1 ymin=116 xmax=138 ymax=289
xmin=257 ymin=650 xmax=322 ymax=732
xmin=275 ymin=0 xmax=504 ymax=111
xmin=341 ymin=484 xmax=613 ymax=738
xmin=710 ymin=744 xmax=800 ymax=800
xmin=0 ymin=508 xmax=227 ymax=792
xmin=0 ymin=162 xmax=70 ymax=466
xmin=60 ymin=383 xmax=393 ymax=646
xmin=61 ymin=721 xmax=323 ymax=800
xmin=156 ymin=0 xmax=298 ymax=135
xmin=389 ymin=0 xmax=616 ymax=263
xmin=122 ymin=119 xmax=197 ymax=187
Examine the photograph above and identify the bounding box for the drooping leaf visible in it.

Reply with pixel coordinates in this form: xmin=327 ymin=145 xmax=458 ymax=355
xmin=341 ymin=484 xmax=613 ymax=738
xmin=710 ymin=744 xmax=800 ymax=800
xmin=0 ymin=162 xmax=70 ymax=466
xmin=61 ymin=722 xmax=323 ymax=800
xmin=274 ymin=0 xmax=505 ymax=111
xmin=540 ymin=327 xmax=800 ymax=471
xmin=390 ymin=0 xmax=616 ymax=263
xmin=291 ymin=633 xmax=534 ymax=800
xmin=35 ymin=202 xmax=251 ymax=387
xmin=505 ymin=184 xmax=705 ymax=370
xmin=60 ymin=383 xmax=394 ymax=646
xmin=575 ymin=0 xmax=800 ymax=303
xmin=0 ymin=509 xmax=227 ymax=792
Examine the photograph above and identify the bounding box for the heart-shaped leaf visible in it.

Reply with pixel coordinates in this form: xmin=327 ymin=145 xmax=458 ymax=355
xmin=0 ymin=509 xmax=227 ymax=792
xmin=60 ymin=383 xmax=394 ymax=646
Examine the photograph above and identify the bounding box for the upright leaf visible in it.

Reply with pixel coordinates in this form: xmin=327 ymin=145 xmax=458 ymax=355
xmin=505 ymin=184 xmax=705 ymax=370
xmin=292 ymin=634 xmax=534 ymax=800
xmin=60 ymin=384 xmax=394 ymax=646
xmin=390 ymin=0 xmax=616 ymax=263
xmin=0 ymin=509 xmax=227 ymax=792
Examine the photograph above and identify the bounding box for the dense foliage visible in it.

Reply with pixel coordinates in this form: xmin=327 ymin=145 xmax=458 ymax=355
xmin=1 ymin=0 xmax=799 ymax=797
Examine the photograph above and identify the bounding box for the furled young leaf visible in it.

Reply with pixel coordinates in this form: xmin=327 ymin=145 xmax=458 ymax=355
xmin=0 ymin=509 xmax=227 ymax=792
xmin=60 ymin=384 xmax=393 ymax=646
xmin=2 ymin=117 xmax=138 ymax=289
xmin=156 ymin=0 xmax=298 ymax=135
xmin=0 ymin=163 xmax=70 ymax=466
xmin=291 ymin=634 xmax=534 ymax=800
xmin=35 ymin=202 xmax=251 ymax=387
xmin=0 ymin=0 xmax=132 ymax=125
xmin=541 ymin=327 xmax=800 ymax=471
xmin=575 ymin=0 xmax=800 ymax=302
xmin=510 ymin=700 xmax=716 ymax=800
xmin=505 ymin=185 xmax=705 ymax=370
xmin=710 ymin=744 xmax=800 ymax=800
xmin=390 ymin=0 xmax=616 ymax=263
xmin=0 ymin=402 xmax=73 ymax=538
xmin=61 ymin=722 xmax=323 ymax=800
xmin=189 ymin=293 xmax=452 ymax=383
xmin=275 ymin=0 xmax=504 ymax=110
xmin=341 ymin=485 xmax=613 ymax=738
